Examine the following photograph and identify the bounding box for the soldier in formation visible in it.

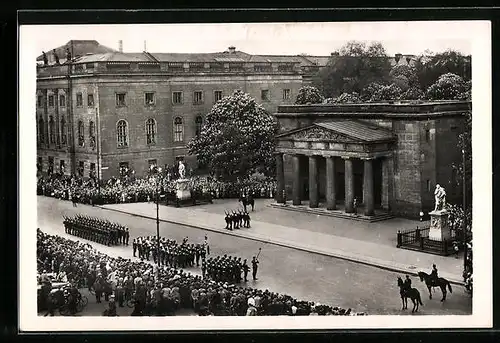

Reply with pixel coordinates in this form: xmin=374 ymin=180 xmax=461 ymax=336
xmin=205 ymin=255 xmax=244 ymax=284
xmin=63 ymin=215 xmax=129 ymax=246
xmin=134 ymin=236 xmax=206 ymax=269
xmin=224 ymin=210 xmax=251 ymax=230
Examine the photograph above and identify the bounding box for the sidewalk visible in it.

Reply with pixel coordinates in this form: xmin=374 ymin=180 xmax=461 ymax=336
xmin=99 ymin=201 xmax=465 ymax=285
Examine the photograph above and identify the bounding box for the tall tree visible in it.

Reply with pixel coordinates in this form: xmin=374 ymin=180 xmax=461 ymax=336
xmin=313 ymin=41 xmax=392 ymax=97
xmin=426 ymin=73 xmax=468 ymax=100
xmin=187 ymin=90 xmax=278 ymax=181
xmin=295 ymin=86 xmax=324 ymax=104
xmin=414 ymin=49 xmax=471 ymax=90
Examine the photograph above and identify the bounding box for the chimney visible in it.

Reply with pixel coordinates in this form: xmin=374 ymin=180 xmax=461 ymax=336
xmin=118 ymin=40 xmax=123 ymax=53
xmin=228 ymin=46 xmax=236 ymax=54
xmin=144 ymin=40 xmax=147 ymax=52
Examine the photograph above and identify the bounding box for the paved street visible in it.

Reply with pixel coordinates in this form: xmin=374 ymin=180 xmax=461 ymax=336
xmin=37 ymin=196 xmax=472 ymax=315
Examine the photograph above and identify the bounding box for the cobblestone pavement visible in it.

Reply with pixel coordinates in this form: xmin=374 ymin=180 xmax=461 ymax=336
xmin=37 ymin=197 xmax=472 ymax=315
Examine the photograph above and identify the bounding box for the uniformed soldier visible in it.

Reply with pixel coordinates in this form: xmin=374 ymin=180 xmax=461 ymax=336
xmin=242 ymin=259 xmax=250 ymax=282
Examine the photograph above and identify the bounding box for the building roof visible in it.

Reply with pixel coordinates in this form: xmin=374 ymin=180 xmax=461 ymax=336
xmin=73 ymin=52 xmax=149 ymax=63
xmin=36 ymin=40 xmax=116 ymax=62
xmin=276 ymin=119 xmax=396 ymax=143
xmin=314 ymin=120 xmax=396 ymax=142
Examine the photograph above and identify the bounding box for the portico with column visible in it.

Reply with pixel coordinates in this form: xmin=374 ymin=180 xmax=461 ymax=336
xmin=274 ymin=121 xmax=396 ymax=217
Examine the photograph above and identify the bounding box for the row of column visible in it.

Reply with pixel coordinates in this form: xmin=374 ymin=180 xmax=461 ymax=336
xmin=275 ymin=153 xmax=375 ymax=216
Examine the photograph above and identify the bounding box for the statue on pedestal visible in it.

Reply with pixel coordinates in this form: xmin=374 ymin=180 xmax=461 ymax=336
xmin=178 ymin=161 xmax=186 ymax=179
xmin=433 ymin=184 xmax=447 ymax=212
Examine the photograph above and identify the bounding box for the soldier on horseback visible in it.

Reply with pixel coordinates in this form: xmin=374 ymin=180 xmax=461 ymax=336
xmin=404 ymin=275 xmax=412 ymax=292
xmin=430 ymin=264 xmax=438 ymax=286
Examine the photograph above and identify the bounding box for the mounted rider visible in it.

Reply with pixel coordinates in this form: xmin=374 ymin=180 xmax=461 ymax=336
xmin=430 ymin=264 xmax=438 ymax=285
xmin=403 ymin=275 xmax=412 ymax=293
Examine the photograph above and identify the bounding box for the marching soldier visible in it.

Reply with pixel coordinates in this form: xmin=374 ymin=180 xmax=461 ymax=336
xmin=252 ymin=256 xmax=259 ymax=281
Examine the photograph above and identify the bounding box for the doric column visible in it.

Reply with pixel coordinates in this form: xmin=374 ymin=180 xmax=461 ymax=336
xmin=292 ymin=154 xmax=301 ymax=205
xmin=308 ymin=155 xmax=319 ymax=208
xmin=325 ymin=156 xmax=336 ymax=210
xmin=363 ymin=158 xmax=375 ymax=216
xmin=275 ymin=152 xmax=285 ymax=203
xmin=344 ymin=157 xmax=354 ymax=213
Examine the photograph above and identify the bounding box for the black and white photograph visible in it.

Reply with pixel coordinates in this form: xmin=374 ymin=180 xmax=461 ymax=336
xmin=18 ymin=20 xmax=492 ymax=331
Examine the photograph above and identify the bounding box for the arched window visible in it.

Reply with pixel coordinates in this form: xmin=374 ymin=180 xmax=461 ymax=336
xmin=195 ymin=116 xmax=203 ymax=136
xmin=173 ymin=117 xmax=184 ymax=142
xmin=49 ymin=116 xmax=55 ymax=144
xmin=117 ymin=120 xmax=129 ymax=148
xmin=77 ymin=120 xmax=85 ymax=147
xmin=38 ymin=118 xmax=45 ymax=143
xmin=146 ymin=118 xmax=156 ymax=145
xmin=60 ymin=118 xmax=67 ymax=145
xmin=89 ymin=121 xmax=96 ymax=150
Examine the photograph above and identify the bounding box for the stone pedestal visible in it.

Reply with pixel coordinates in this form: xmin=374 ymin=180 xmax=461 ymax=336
xmin=428 ymin=210 xmax=451 ymax=241
xmin=176 ymin=179 xmax=191 ymax=200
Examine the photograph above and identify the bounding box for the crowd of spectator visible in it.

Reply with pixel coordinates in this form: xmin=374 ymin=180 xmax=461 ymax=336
xmin=37 ymin=230 xmax=365 ymax=316
xmin=37 ymin=173 xmax=277 ymax=206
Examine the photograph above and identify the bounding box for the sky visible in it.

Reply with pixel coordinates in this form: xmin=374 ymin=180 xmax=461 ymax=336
xmin=22 ymin=22 xmax=476 ymax=57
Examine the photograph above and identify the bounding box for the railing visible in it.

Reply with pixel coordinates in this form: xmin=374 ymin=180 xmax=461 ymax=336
xmin=396 ymin=227 xmax=455 ymax=256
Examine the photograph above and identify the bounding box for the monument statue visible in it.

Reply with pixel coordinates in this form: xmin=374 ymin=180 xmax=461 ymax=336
xmin=178 ymin=161 xmax=186 ymax=179
xmin=433 ymin=184 xmax=447 ymax=212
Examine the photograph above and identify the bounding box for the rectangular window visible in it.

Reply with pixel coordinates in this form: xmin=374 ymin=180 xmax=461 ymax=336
xmin=37 ymin=157 xmax=42 ymax=171
xmin=87 ymin=94 xmax=94 ymax=107
xmin=193 ymin=91 xmax=204 ymax=104
xmin=172 ymin=91 xmax=183 ymax=105
xmin=48 ymin=156 xmax=54 ymax=174
xmin=425 ymin=129 xmax=431 ymax=142
xmin=426 ymin=180 xmax=431 ymax=192
xmin=78 ymin=161 xmax=84 ymax=177
xmin=85 ymin=63 xmax=95 ymax=70
xmin=283 ymin=89 xmax=291 ymax=100
xmin=214 ymin=90 xmax=223 ymax=103
xmin=76 ymin=93 xmax=83 ymax=107
xmin=89 ymin=163 xmax=96 ymax=178
xmin=145 ymin=92 xmax=155 ymax=106
xmin=60 ymin=160 xmax=66 ymax=173
xmin=116 ymin=93 xmax=126 ymax=107
xmin=59 ymin=94 xmax=66 ymax=107
xmin=261 ymin=89 xmax=270 ymax=101
xmin=37 ymin=95 xmax=43 ymax=108
xmin=48 ymin=95 xmax=54 ymax=107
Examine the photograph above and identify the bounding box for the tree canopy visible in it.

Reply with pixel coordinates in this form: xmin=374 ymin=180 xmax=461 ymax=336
xmin=313 ymin=41 xmax=392 ymax=97
xmin=187 ymin=90 xmax=278 ymax=181
xmin=295 ymin=86 xmax=325 ymax=104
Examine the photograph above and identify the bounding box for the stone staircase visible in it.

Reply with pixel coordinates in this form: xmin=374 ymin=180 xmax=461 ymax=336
xmin=270 ymin=202 xmax=395 ymax=222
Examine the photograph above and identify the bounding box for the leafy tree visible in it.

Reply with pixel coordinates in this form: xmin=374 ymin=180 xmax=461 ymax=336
xmin=313 ymin=41 xmax=392 ymax=97
xmin=414 ymin=49 xmax=471 ymax=90
xmin=399 ymin=87 xmax=425 ymax=101
xmin=187 ymin=90 xmax=278 ymax=181
xmin=333 ymin=92 xmax=361 ymax=103
xmin=369 ymin=83 xmax=403 ymax=102
xmin=426 ymin=73 xmax=467 ymax=100
xmin=295 ymin=86 xmax=325 ymax=104
xmin=389 ymin=64 xmax=419 ymax=91
xmin=360 ymin=82 xmax=384 ymax=101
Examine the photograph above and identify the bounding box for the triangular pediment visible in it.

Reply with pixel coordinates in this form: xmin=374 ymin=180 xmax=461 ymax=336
xmin=277 ymin=125 xmax=357 ymax=143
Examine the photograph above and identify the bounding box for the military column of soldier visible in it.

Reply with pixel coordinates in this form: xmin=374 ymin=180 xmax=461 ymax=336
xmin=224 ymin=210 xmax=251 ymax=230
xmin=63 ymin=215 xmax=130 ymax=247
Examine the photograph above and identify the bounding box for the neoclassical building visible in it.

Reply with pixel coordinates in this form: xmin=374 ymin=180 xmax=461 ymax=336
xmin=273 ymin=101 xmax=470 ymax=219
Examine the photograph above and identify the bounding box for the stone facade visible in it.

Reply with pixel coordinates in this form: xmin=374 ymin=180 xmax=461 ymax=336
xmin=36 ymin=50 xmax=303 ymax=180
xmin=274 ymin=101 xmax=470 ymax=219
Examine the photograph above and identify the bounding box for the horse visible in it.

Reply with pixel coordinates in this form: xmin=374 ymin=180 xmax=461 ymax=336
xmin=397 ymin=277 xmax=423 ymax=313
xmin=417 ymin=271 xmax=452 ymax=302
xmin=239 ymin=194 xmax=255 ymax=212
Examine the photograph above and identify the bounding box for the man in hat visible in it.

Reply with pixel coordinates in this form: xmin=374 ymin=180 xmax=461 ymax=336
xmin=251 ymin=256 xmax=259 ymax=281
xmin=242 ymin=259 xmax=250 ymax=282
